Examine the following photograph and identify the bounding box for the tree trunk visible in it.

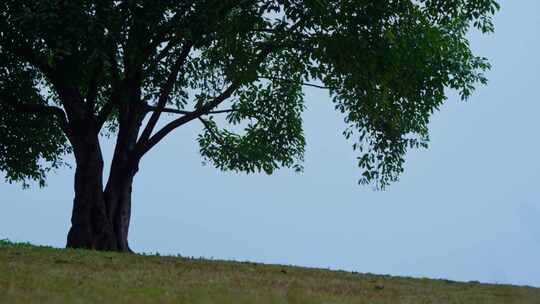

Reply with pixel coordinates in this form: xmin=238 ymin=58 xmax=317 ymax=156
xmin=66 ymin=132 xmax=118 ymax=251
xmin=65 ymin=132 xmax=139 ymax=252
xmin=63 ymin=80 xmax=144 ymax=252
xmin=102 ymin=81 xmax=145 ymax=252
xmin=104 ymin=164 xmax=137 ymax=252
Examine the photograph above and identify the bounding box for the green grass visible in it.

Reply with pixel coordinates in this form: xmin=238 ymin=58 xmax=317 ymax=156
xmin=1 ymin=240 xmax=538 ymax=304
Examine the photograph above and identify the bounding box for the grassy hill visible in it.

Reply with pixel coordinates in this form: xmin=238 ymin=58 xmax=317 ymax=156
xmin=1 ymin=240 xmax=538 ymax=304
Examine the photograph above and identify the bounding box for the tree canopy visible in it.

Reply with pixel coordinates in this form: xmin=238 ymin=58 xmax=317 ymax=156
xmin=0 ymin=0 xmax=498 ymax=189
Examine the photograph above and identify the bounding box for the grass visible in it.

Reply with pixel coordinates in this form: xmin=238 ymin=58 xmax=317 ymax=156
xmin=1 ymin=240 xmax=539 ymax=304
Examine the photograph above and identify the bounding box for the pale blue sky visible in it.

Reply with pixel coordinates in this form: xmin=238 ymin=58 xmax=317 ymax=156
xmin=1 ymin=1 xmax=539 ymax=287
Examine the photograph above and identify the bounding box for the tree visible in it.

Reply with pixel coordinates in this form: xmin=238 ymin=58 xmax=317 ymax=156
xmin=0 ymin=0 xmax=498 ymax=252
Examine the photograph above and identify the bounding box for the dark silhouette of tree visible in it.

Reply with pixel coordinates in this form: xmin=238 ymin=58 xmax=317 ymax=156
xmin=0 ymin=0 xmax=499 ymax=251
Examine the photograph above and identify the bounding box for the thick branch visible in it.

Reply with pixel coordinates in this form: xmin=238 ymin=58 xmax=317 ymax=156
xmin=137 ymin=42 xmax=193 ymax=145
xmin=86 ymin=60 xmax=103 ymax=113
xmin=96 ymin=48 xmax=122 ymax=129
xmin=137 ymin=83 xmax=239 ymax=156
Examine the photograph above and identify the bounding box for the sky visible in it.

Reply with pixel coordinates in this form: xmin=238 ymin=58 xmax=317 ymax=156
xmin=1 ymin=1 xmax=539 ymax=287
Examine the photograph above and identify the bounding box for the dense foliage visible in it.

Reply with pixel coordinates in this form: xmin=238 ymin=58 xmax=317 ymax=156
xmin=0 ymin=0 xmax=498 ymax=188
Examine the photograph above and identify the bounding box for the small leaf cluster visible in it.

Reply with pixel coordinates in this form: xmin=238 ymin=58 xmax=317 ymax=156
xmin=198 ymin=64 xmax=306 ymax=174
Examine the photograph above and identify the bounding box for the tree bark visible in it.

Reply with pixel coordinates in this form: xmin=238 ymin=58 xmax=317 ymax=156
xmin=66 ymin=132 xmax=118 ymax=251
xmin=101 ymin=80 xmax=145 ymax=252
xmin=63 ymin=78 xmax=144 ymax=252
xmin=66 ymin=130 xmax=139 ymax=252
xmin=104 ymin=162 xmax=137 ymax=252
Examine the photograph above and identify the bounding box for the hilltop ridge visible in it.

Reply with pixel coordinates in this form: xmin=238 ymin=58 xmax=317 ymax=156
xmin=1 ymin=240 xmax=538 ymax=303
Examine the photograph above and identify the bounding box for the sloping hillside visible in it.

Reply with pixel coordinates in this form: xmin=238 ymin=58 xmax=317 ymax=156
xmin=1 ymin=240 xmax=538 ymax=303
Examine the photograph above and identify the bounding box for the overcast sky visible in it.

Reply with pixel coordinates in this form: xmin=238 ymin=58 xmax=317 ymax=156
xmin=1 ymin=1 xmax=539 ymax=287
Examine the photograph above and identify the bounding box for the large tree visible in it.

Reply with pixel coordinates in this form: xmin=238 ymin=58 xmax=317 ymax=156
xmin=0 ymin=0 xmax=498 ymax=251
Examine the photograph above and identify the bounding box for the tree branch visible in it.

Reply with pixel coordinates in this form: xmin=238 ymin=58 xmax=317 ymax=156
xmin=198 ymin=117 xmax=227 ymax=147
xmin=137 ymin=41 xmax=193 ymax=145
xmin=145 ymin=105 xmax=235 ymax=115
xmin=250 ymin=28 xmax=313 ymax=40
xmin=86 ymin=59 xmax=103 ymax=113
xmin=136 ymin=83 xmax=239 ymax=156
xmin=96 ymin=47 xmax=122 ymax=129
xmin=140 ymin=0 xmax=239 ymax=66
xmin=144 ymin=38 xmax=178 ymax=75
xmin=10 ymin=45 xmax=53 ymax=78
xmin=258 ymin=76 xmax=332 ymax=90
xmin=11 ymin=102 xmax=69 ymax=133
xmin=141 ymin=8 xmax=189 ymax=61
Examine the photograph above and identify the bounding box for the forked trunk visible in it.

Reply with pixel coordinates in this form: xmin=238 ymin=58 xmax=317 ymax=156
xmin=64 ymin=82 xmax=143 ymax=252
xmin=66 ymin=135 xmax=138 ymax=252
